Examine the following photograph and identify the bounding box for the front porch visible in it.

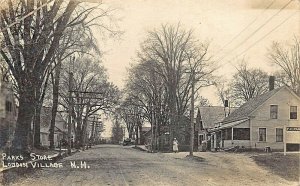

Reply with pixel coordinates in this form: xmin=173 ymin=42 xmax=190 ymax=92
xmin=208 ymin=119 xmax=251 ymax=150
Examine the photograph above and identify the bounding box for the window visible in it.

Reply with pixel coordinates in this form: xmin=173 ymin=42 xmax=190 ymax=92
xmin=259 ymin=128 xmax=266 ymax=142
xmin=276 ymin=128 xmax=283 ymax=142
xmin=290 ymin=106 xmax=297 ymax=119
xmin=233 ymin=128 xmax=250 ymax=140
xmin=5 ymin=101 xmax=12 ymax=112
xmin=270 ymin=105 xmax=278 ymax=119
xmin=222 ymin=128 xmax=232 ymax=140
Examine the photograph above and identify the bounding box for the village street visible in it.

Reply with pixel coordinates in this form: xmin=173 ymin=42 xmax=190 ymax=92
xmin=4 ymin=144 xmax=297 ymax=186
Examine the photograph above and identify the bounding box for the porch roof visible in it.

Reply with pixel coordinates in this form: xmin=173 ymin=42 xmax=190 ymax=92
xmin=208 ymin=118 xmax=249 ymax=132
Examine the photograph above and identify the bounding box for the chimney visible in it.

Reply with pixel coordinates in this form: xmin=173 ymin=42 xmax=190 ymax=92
xmin=224 ymin=100 xmax=229 ymax=107
xmin=269 ymin=76 xmax=275 ymax=91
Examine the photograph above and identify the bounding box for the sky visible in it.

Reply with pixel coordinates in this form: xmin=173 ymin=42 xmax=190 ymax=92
xmin=88 ymin=0 xmax=300 ymax=137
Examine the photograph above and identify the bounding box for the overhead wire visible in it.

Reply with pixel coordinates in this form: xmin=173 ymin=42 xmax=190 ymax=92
xmin=224 ymin=10 xmax=299 ymax=66
xmin=213 ymin=0 xmax=277 ymax=59
xmin=214 ymin=0 xmax=294 ymax=65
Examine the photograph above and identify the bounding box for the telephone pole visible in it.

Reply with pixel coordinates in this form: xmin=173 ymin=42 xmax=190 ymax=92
xmin=190 ymin=69 xmax=195 ymax=156
xmin=91 ymin=116 xmax=96 ymax=142
xmin=68 ymin=72 xmax=73 ymax=155
xmin=151 ymin=103 xmax=154 ymax=152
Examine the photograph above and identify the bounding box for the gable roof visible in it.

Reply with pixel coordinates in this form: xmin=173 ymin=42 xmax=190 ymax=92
xmin=40 ymin=106 xmax=66 ymax=130
xmin=198 ymin=106 xmax=237 ymax=129
xmin=222 ymin=87 xmax=283 ymax=123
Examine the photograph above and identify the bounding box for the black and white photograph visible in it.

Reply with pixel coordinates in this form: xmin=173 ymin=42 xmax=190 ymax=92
xmin=0 ymin=0 xmax=299 ymax=185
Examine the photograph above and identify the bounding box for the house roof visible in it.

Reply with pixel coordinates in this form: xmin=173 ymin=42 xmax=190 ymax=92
xmin=209 ymin=118 xmax=249 ymax=132
xmin=222 ymin=87 xmax=283 ymax=123
xmin=198 ymin=106 xmax=237 ymax=129
xmin=40 ymin=106 xmax=66 ymax=131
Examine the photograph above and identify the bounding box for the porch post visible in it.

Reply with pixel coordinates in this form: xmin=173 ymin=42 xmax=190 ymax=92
xmin=220 ymin=130 xmax=224 ymax=148
xmin=283 ymin=125 xmax=286 ymax=156
xmin=231 ymin=127 xmax=234 ymax=141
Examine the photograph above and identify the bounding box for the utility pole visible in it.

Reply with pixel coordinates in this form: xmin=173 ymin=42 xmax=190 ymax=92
xmin=82 ymin=102 xmax=91 ymax=150
xmin=91 ymin=116 xmax=96 ymax=142
xmin=284 ymin=123 xmax=287 ymax=156
xmin=68 ymin=72 xmax=73 ymax=155
xmin=155 ymin=109 xmax=158 ymax=151
xmin=190 ymin=69 xmax=195 ymax=156
xmin=151 ymin=103 xmax=154 ymax=152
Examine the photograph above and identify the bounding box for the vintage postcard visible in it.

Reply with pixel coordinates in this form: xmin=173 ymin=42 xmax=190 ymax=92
xmin=0 ymin=0 xmax=299 ymax=185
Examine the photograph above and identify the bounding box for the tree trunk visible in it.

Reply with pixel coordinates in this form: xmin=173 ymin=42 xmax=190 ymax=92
xmin=138 ymin=123 xmax=142 ymax=145
xmin=81 ymin=112 xmax=89 ymax=149
xmin=168 ymin=85 xmax=177 ymax=150
xmin=135 ymin=125 xmax=139 ymax=145
xmin=11 ymin=90 xmax=35 ymax=155
xmin=129 ymin=129 xmax=132 ymax=139
xmin=75 ymin=118 xmax=82 ymax=149
xmin=33 ymin=77 xmax=44 ymax=148
xmin=33 ymin=103 xmax=42 ymax=148
xmin=49 ymin=62 xmax=62 ymax=149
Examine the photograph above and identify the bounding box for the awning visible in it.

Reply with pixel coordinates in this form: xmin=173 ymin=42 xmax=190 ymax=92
xmin=208 ymin=118 xmax=249 ymax=132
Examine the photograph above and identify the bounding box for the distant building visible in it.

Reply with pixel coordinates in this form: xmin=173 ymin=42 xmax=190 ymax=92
xmin=39 ymin=106 xmax=68 ymax=147
xmin=143 ymin=116 xmax=191 ymax=152
xmin=210 ymin=86 xmax=300 ymax=151
xmin=140 ymin=126 xmax=151 ymax=145
xmin=0 ymin=80 xmax=17 ymax=148
xmin=196 ymin=106 xmax=238 ymax=151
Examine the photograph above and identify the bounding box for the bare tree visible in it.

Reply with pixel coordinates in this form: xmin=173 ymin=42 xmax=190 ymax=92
xmin=119 ymin=98 xmax=142 ymax=139
xmin=0 ymin=0 xmax=120 ymax=153
xmin=125 ymin=60 xmax=169 ymax=149
xmin=215 ymin=80 xmax=236 ymax=107
xmin=59 ymin=56 xmax=120 ymax=148
xmin=0 ymin=0 xmax=83 ymax=153
xmin=268 ymin=36 xmax=300 ymax=96
xmin=197 ymin=96 xmax=211 ymax=107
xmin=48 ymin=19 xmax=101 ymax=149
xmin=230 ymin=63 xmax=269 ymax=106
xmin=135 ymin=23 xmax=215 ymax=148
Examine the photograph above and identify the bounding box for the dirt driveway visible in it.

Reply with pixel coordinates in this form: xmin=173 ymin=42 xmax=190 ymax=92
xmin=164 ymin=151 xmax=299 ymax=186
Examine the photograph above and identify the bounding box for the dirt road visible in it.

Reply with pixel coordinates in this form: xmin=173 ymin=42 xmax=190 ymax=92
xmin=3 ymin=145 xmax=298 ymax=186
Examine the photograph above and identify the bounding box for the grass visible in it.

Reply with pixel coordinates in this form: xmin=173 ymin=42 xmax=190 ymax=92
xmin=251 ymin=153 xmax=300 ymax=182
